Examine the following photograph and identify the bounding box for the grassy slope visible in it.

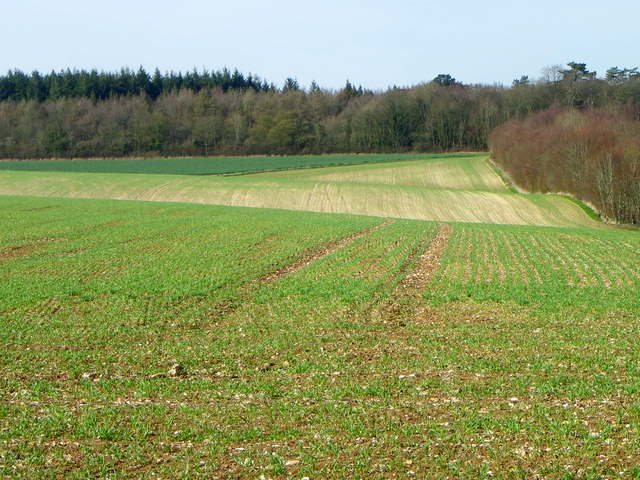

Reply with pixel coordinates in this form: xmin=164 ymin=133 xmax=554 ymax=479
xmin=258 ymin=155 xmax=508 ymax=191
xmin=0 ymin=155 xmax=603 ymax=228
xmin=1 ymin=196 xmax=640 ymax=478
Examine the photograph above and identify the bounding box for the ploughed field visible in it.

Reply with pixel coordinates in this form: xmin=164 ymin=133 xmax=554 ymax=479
xmin=1 ymin=154 xmax=639 ymax=478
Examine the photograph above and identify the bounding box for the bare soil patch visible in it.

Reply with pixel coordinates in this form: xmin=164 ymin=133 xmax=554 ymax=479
xmin=0 ymin=244 xmax=38 ymax=261
xmin=396 ymin=224 xmax=452 ymax=292
xmin=379 ymin=223 xmax=452 ymax=321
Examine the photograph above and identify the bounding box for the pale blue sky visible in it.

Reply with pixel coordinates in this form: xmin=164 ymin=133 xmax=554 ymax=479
xmin=2 ymin=0 xmax=638 ymax=89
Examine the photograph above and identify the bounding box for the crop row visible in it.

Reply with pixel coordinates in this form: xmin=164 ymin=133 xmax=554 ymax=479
xmin=431 ymin=223 xmax=640 ymax=311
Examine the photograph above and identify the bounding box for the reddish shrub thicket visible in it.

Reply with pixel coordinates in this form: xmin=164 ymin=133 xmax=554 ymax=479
xmin=489 ymin=107 xmax=640 ymax=224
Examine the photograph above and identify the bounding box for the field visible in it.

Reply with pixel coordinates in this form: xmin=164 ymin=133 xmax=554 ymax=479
xmin=0 ymin=155 xmax=602 ymax=228
xmin=1 ymin=154 xmax=640 ymax=478
xmin=0 ymin=153 xmax=471 ymax=176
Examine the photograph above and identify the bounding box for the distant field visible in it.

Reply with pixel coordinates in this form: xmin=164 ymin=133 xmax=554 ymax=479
xmin=2 ymin=195 xmax=639 ymax=478
xmin=0 ymin=152 xmax=480 ymax=175
xmin=0 ymin=155 xmax=603 ymax=228
xmin=262 ymin=154 xmax=508 ymax=191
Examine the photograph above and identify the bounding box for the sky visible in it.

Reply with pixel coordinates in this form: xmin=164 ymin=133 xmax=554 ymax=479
xmin=2 ymin=0 xmax=638 ymax=90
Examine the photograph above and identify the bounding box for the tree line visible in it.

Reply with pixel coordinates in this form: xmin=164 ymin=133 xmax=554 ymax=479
xmin=0 ymin=68 xmax=277 ymax=103
xmin=0 ymin=63 xmax=639 ymax=160
xmin=490 ymin=106 xmax=640 ymax=224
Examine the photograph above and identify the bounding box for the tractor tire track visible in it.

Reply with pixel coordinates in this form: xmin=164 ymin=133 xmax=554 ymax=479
xmin=256 ymin=219 xmax=395 ymax=284
xmin=212 ymin=219 xmax=396 ymax=321
xmin=378 ymin=223 xmax=452 ymax=322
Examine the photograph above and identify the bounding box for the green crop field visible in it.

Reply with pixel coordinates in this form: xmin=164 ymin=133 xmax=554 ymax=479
xmin=1 ymin=154 xmax=639 ymax=478
xmin=0 ymin=153 xmax=477 ymax=176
